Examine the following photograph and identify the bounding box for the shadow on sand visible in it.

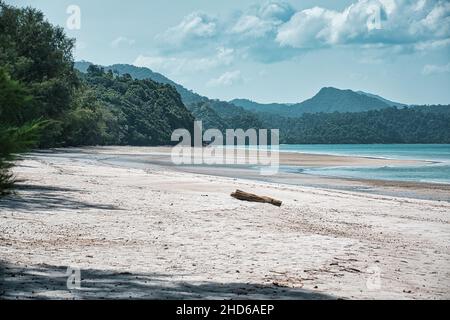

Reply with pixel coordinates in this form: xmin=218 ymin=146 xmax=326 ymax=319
xmin=0 ymin=183 xmax=122 ymax=213
xmin=0 ymin=262 xmax=335 ymax=300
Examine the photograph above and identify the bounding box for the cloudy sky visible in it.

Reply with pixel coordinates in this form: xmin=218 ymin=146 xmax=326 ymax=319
xmin=9 ymin=0 xmax=450 ymax=104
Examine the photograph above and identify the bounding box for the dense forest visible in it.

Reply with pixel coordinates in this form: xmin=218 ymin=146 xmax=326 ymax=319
xmin=76 ymin=62 xmax=209 ymax=106
xmin=258 ymin=108 xmax=450 ymax=144
xmin=0 ymin=2 xmax=193 ymax=193
xmin=1 ymin=1 xmax=450 ymax=194
xmin=76 ymin=62 xmax=450 ymax=144
xmin=76 ymin=62 xmax=264 ymax=132
xmin=188 ymin=104 xmax=450 ymax=144
xmin=75 ymin=66 xmax=194 ymax=146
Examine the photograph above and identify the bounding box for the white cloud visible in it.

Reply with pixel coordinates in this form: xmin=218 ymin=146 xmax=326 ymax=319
xmin=133 ymin=47 xmax=234 ymax=75
xmin=153 ymin=1 xmax=450 ymax=64
xmin=229 ymin=1 xmax=295 ymax=38
xmin=230 ymin=15 xmax=273 ymax=38
xmin=276 ymin=7 xmax=338 ymax=49
xmin=207 ymin=70 xmax=243 ymax=87
xmin=276 ymin=0 xmax=450 ymax=49
xmin=422 ymin=63 xmax=450 ymax=75
xmin=420 ymin=2 xmax=450 ymax=36
xmin=258 ymin=1 xmax=295 ymax=22
xmin=111 ymin=36 xmax=135 ymax=48
xmin=156 ymin=11 xmax=217 ymax=47
xmin=414 ymin=38 xmax=450 ymax=51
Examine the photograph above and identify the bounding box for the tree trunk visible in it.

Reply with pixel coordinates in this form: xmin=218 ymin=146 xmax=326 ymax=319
xmin=230 ymin=189 xmax=282 ymax=207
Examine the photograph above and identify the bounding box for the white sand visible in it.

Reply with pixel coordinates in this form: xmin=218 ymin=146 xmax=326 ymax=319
xmin=0 ymin=147 xmax=449 ymax=299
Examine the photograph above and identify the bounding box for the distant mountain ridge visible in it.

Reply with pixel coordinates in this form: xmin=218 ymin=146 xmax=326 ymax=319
xmin=75 ymin=61 xmax=207 ymax=105
xmin=297 ymin=87 xmax=392 ymax=114
xmin=73 ymin=61 xmax=450 ymax=144
xmin=229 ymin=99 xmax=294 ymax=115
xmin=231 ymin=87 xmax=405 ymax=117
xmin=356 ymin=91 xmax=407 ymax=108
xmin=75 ymin=62 xmax=405 ymax=118
xmin=75 ymin=61 xmax=258 ymax=131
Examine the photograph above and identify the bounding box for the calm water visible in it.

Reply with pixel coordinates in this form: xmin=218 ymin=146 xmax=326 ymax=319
xmin=279 ymin=144 xmax=450 ymax=161
xmin=279 ymin=144 xmax=450 ymax=184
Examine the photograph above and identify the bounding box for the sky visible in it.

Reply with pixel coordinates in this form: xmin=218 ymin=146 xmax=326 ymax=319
xmin=8 ymin=0 xmax=450 ymax=105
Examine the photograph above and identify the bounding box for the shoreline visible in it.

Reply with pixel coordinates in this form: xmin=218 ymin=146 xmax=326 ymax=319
xmin=235 ymin=144 xmax=446 ymax=164
xmin=56 ymin=146 xmax=449 ymax=202
xmin=1 ymin=147 xmax=449 ymax=299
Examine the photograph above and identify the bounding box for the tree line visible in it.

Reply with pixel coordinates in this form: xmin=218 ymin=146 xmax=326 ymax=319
xmin=257 ymin=107 xmax=450 ymax=144
xmin=0 ymin=2 xmax=194 ymax=194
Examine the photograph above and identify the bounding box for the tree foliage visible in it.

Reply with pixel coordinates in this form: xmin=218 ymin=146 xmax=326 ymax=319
xmin=74 ymin=65 xmax=195 ymax=146
xmin=0 ymin=1 xmax=194 ymax=194
xmin=258 ymin=107 xmax=450 ymax=144
xmin=0 ymin=69 xmax=46 ymax=195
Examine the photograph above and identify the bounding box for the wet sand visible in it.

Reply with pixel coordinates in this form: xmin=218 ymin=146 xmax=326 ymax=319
xmin=87 ymin=146 xmax=450 ymax=202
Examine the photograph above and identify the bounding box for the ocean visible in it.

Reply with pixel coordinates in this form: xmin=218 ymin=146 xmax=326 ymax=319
xmin=278 ymin=144 xmax=450 ymax=184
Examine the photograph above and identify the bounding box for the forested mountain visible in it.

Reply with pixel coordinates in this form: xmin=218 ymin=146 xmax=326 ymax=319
xmin=77 ymin=63 xmax=415 ymax=133
xmin=75 ymin=62 xmax=260 ymax=131
xmin=229 ymin=99 xmax=294 ymax=115
xmin=75 ymin=61 xmax=207 ymax=105
xmin=409 ymin=105 xmax=450 ymax=114
xmin=231 ymin=88 xmax=398 ymax=117
xmin=356 ymin=91 xmax=407 ymax=108
xmin=188 ymin=103 xmax=229 ymax=132
xmin=74 ymin=65 xmax=194 ymax=146
xmin=258 ymin=107 xmax=450 ymax=144
xmin=78 ymin=63 xmax=400 ymax=120
xmin=296 ymin=87 xmax=391 ymax=114
xmin=74 ymin=62 xmax=450 ymax=144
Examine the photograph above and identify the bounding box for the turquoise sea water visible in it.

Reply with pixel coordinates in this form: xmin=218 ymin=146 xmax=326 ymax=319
xmin=278 ymin=144 xmax=450 ymax=184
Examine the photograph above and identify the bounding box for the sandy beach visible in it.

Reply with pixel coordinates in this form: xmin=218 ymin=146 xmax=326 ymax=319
xmin=1 ymin=147 xmax=449 ymax=299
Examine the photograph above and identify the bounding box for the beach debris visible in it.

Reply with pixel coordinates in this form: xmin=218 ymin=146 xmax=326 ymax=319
xmin=230 ymin=189 xmax=282 ymax=207
xmin=340 ymin=267 xmax=361 ymax=273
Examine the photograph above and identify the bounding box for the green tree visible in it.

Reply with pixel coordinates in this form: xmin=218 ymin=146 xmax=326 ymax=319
xmin=0 ymin=1 xmax=79 ymax=146
xmin=0 ymin=69 xmax=45 ymax=195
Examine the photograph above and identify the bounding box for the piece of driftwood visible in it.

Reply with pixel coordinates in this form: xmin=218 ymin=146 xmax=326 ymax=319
xmin=230 ymin=189 xmax=282 ymax=207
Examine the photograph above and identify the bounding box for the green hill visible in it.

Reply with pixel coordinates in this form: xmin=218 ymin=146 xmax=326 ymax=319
xmin=76 ymin=65 xmax=194 ymax=146
xmin=75 ymin=62 xmax=259 ymax=131
xmin=297 ymin=87 xmax=391 ymax=113
xmin=231 ymin=87 xmax=393 ymax=117
xmin=75 ymin=62 xmax=206 ymax=105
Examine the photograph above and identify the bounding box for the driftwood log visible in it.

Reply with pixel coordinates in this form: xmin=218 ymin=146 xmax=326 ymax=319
xmin=230 ymin=189 xmax=282 ymax=207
